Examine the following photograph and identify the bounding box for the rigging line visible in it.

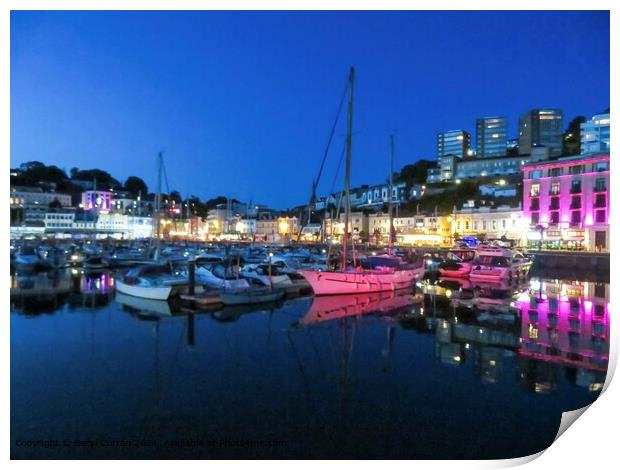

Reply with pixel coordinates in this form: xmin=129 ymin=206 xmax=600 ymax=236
xmin=329 ymin=139 xmax=347 ymax=197
xmin=313 ymin=78 xmax=349 ymax=192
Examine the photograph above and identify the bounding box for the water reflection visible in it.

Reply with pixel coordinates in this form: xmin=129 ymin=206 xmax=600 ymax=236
xmin=10 ymin=269 xmax=115 ymax=314
xmin=10 ymin=269 xmax=610 ymax=458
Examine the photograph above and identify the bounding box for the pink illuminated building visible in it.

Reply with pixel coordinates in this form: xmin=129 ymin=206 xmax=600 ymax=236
xmin=521 ymin=153 xmax=609 ymax=251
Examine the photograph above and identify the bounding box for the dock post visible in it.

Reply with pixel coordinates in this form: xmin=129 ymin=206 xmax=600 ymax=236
xmin=188 ymin=259 xmax=196 ymax=296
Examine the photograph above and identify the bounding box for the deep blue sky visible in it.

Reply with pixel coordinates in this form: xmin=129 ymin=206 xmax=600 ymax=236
xmin=11 ymin=11 xmax=610 ymax=208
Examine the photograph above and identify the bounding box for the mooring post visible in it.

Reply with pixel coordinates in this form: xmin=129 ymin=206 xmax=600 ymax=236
xmin=188 ymin=259 xmax=196 ymax=296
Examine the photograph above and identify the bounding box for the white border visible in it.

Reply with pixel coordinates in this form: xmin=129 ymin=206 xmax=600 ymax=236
xmin=3 ymin=1 xmax=616 ymax=467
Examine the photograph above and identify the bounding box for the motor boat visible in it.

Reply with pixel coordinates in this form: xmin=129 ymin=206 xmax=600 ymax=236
xmin=469 ymin=245 xmax=532 ymax=283
xmin=438 ymin=246 xmax=477 ymax=278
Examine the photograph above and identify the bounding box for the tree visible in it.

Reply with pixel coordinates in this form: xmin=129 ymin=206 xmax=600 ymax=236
xmin=71 ymin=169 xmax=121 ymax=190
xmin=398 ymin=160 xmax=433 ymax=185
xmin=124 ymin=176 xmax=148 ymax=196
xmin=48 ymin=198 xmax=62 ymax=209
xmin=562 ymin=116 xmax=586 ymax=156
xmin=169 ymin=190 xmax=182 ymax=203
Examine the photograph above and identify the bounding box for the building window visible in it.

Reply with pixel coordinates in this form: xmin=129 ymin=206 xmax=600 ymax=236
xmin=569 ymin=165 xmax=585 ymax=175
xmin=530 ymin=183 xmax=540 ymax=197
xmin=529 ymin=170 xmax=543 ymax=179
xmin=550 ymin=211 xmax=560 ymax=225
xmin=549 ymin=196 xmax=560 ymax=210
xmin=594 ymin=178 xmax=607 ymax=192
xmin=570 ymin=179 xmax=582 ymax=194
xmin=501 ymin=220 xmax=506 ymax=229
xmin=594 ymin=194 xmax=606 ymax=208
xmin=595 ymin=210 xmax=606 ymax=223
xmin=549 ymin=168 xmax=563 ymax=177
xmin=570 ymin=196 xmax=581 ymax=209
xmin=550 ymin=182 xmax=560 ymax=195
xmin=571 ymin=211 xmax=581 ymax=225
xmin=593 ymin=161 xmax=609 ymax=172
xmin=492 ymin=220 xmax=497 ymax=230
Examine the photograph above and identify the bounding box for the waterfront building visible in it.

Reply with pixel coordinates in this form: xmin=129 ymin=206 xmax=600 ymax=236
xmin=96 ymin=213 xmax=153 ymax=239
xmin=479 ymin=183 xmax=518 ymax=198
xmin=254 ymin=216 xmax=298 ymax=243
xmin=81 ymin=190 xmax=113 ymax=212
xmin=10 ymin=186 xmax=73 ymax=224
xmin=324 ymin=212 xmax=369 ymax=242
xmin=235 ymin=218 xmax=257 ymax=238
xmin=454 ymin=155 xmax=530 ymax=180
xmin=299 ymin=223 xmax=322 ymax=242
xmin=521 ymin=153 xmax=610 ymax=251
xmin=452 ymin=205 xmax=528 ymax=245
xmin=367 ymin=213 xmax=451 ymax=246
xmin=439 ymin=155 xmax=457 ymax=181
xmin=476 ymin=117 xmax=508 ymax=158
xmin=43 ymin=211 xmax=75 ymax=232
xmin=581 ymin=112 xmax=610 ymax=155
xmin=518 ymin=109 xmax=563 ymax=157
xmin=437 ymin=130 xmax=471 ymax=159
xmin=426 ymin=167 xmax=442 ymax=184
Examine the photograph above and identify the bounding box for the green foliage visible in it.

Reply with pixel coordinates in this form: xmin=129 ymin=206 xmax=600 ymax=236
xmin=397 ymin=160 xmax=433 ymax=186
xmin=562 ymin=116 xmax=586 ymax=156
xmin=124 ymin=176 xmax=148 ymax=196
xmin=71 ymin=168 xmax=121 ymax=190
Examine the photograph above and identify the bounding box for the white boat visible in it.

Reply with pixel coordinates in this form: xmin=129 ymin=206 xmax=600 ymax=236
xmin=469 ymin=245 xmax=532 ymax=283
xmin=239 ymin=263 xmax=293 ymax=288
xmin=195 ymin=263 xmax=250 ymax=290
xmin=438 ymin=246 xmax=477 ymax=278
xmin=115 ymin=265 xmax=188 ymax=300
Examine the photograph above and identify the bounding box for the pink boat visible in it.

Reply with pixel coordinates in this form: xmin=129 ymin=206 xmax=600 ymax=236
xmin=301 ymin=257 xmax=424 ymax=296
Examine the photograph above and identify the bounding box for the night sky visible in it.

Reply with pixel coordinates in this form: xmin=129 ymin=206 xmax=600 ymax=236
xmin=11 ymin=10 xmax=610 ymax=208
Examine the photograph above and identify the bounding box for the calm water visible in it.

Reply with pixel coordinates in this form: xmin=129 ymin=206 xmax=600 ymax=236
xmin=11 ymin=269 xmax=609 ymax=459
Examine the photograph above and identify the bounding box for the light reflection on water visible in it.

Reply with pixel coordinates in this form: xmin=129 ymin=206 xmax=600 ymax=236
xmin=10 ymin=269 xmax=609 ymax=459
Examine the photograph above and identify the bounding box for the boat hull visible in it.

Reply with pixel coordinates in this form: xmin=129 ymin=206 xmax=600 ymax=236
xmin=221 ymin=289 xmax=285 ymax=305
xmin=115 ymin=279 xmax=173 ymax=301
xmin=301 ymin=267 xmax=423 ymax=296
xmin=438 ymin=263 xmax=472 ymax=278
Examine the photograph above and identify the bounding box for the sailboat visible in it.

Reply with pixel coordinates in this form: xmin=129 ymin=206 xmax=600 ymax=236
xmin=301 ymin=68 xmax=424 ymax=296
xmin=115 ymin=152 xmax=189 ymax=300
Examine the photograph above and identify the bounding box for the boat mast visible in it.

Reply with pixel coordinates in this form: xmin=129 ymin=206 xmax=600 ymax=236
xmin=388 ymin=134 xmax=395 ymax=253
xmin=154 ymin=152 xmax=163 ymax=262
xmin=342 ymin=67 xmax=354 ymax=269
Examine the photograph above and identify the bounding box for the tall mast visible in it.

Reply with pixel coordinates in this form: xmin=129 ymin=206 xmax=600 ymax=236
xmin=342 ymin=67 xmax=355 ymax=269
xmin=388 ymin=134 xmax=395 ymax=253
xmin=154 ymin=152 xmax=163 ymax=261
